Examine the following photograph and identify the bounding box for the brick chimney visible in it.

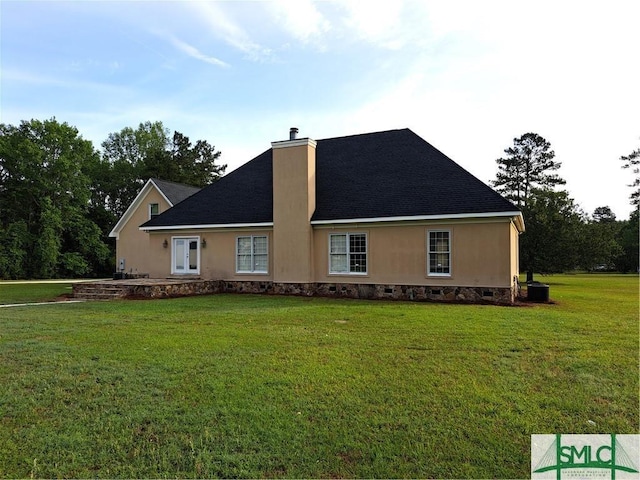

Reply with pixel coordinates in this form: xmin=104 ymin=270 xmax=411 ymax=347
xmin=271 ymin=128 xmax=316 ymax=283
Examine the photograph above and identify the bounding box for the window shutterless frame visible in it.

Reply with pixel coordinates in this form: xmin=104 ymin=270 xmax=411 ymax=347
xmin=427 ymin=229 xmax=451 ymax=276
xmin=328 ymin=232 xmax=368 ymax=275
xmin=236 ymin=235 xmax=268 ymax=274
xmin=149 ymin=203 xmax=159 ymax=219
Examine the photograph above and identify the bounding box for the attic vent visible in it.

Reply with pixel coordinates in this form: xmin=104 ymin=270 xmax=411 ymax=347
xmin=289 ymin=127 xmax=298 ymax=140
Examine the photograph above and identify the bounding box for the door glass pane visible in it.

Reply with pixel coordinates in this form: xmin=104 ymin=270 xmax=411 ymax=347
xmin=175 ymin=240 xmax=185 ymax=270
xmin=189 ymin=241 xmax=198 ymax=270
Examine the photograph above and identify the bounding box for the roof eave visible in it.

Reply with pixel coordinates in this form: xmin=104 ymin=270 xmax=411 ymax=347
xmin=311 ymin=211 xmax=525 ymax=226
xmin=139 ymin=212 xmax=523 ymax=232
xmin=140 ymin=222 xmax=274 ymax=232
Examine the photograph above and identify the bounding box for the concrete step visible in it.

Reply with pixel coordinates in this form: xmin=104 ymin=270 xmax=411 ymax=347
xmin=79 ymin=287 xmax=125 ymax=293
xmin=74 ymin=292 xmax=124 ymax=300
xmin=73 ymin=284 xmax=130 ymax=300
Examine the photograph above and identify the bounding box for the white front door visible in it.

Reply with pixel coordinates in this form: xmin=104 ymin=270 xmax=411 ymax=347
xmin=172 ymin=237 xmax=199 ymax=274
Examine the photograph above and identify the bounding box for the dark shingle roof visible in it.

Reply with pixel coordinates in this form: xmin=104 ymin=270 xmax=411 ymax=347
xmin=144 ymin=151 xmax=273 ymax=227
xmin=143 ymin=128 xmax=518 ymax=228
xmin=151 ymin=178 xmax=200 ymax=205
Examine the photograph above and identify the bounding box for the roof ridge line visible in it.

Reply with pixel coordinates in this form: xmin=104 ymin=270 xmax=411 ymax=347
xmin=150 ymin=177 xmax=200 ymax=189
xmin=316 ymin=127 xmax=411 ymax=142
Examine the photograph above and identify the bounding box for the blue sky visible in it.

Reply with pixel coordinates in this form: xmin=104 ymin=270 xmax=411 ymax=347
xmin=2 ymin=0 xmax=639 ymax=219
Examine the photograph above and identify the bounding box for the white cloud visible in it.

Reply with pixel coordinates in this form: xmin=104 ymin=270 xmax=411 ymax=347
xmin=168 ymin=36 xmax=229 ymax=68
xmin=1 ymin=68 xmax=129 ymax=94
xmin=187 ymin=2 xmax=273 ymax=61
xmin=265 ymin=0 xmax=331 ymax=45
xmin=338 ymin=0 xmax=417 ymax=49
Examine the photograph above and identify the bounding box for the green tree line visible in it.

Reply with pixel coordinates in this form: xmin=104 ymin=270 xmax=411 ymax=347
xmin=0 ymin=118 xmax=225 ymax=279
xmin=493 ymin=132 xmax=639 ymax=280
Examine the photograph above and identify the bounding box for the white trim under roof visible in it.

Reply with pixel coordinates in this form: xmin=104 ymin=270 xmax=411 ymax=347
xmin=140 ymin=213 xmax=524 ymax=233
xmin=109 ymin=179 xmax=173 ymax=239
xmin=312 ymin=211 xmax=525 ymax=232
xmin=141 ymin=222 xmax=274 ymax=232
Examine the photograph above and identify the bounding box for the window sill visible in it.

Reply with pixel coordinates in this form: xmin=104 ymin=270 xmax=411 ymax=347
xmin=329 ymin=272 xmax=369 ymax=277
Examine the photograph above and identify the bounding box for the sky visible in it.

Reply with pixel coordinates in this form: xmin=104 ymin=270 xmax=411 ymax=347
xmin=2 ymin=0 xmax=639 ymax=219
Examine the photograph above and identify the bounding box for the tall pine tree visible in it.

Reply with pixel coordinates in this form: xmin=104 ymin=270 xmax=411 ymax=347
xmin=492 ymin=133 xmax=576 ymax=282
xmin=620 ymin=142 xmax=639 ymax=206
xmin=492 ymin=133 xmax=565 ymax=209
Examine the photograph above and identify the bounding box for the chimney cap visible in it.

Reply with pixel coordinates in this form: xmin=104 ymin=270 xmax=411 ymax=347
xmin=289 ymin=127 xmax=299 ymax=140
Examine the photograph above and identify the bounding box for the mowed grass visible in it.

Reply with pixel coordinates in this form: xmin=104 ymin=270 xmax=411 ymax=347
xmin=0 ymin=282 xmax=71 ymax=305
xmin=0 ymin=275 xmax=637 ymax=478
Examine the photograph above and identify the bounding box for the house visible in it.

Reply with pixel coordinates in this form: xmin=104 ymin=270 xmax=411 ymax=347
xmin=109 ymin=178 xmax=200 ymax=275
xmin=116 ymin=128 xmax=524 ymax=303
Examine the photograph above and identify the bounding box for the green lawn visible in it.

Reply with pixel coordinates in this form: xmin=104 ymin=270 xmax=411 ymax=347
xmin=0 ymin=282 xmax=72 ymax=305
xmin=0 ymin=275 xmax=637 ymax=478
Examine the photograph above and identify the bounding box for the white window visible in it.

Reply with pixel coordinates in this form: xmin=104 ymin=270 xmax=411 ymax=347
xmin=427 ymin=230 xmax=451 ymax=276
xmin=236 ymin=235 xmax=268 ymax=273
xmin=329 ymin=233 xmax=367 ymax=274
xmin=149 ymin=203 xmax=159 ymax=219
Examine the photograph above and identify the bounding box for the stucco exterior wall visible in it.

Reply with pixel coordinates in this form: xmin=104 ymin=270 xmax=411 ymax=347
xmin=121 ymin=218 xmax=518 ymax=303
xmin=140 ymin=219 xmax=516 ymax=290
xmin=312 ymin=219 xmax=516 ymax=288
xmin=115 ymin=189 xmax=171 ymax=276
xmin=148 ymin=229 xmax=274 ymax=280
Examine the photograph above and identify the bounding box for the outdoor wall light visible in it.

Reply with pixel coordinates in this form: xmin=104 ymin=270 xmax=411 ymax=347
xmin=163 ymin=239 xmax=168 ymax=248
xmin=201 ymin=238 xmax=207 ymax=248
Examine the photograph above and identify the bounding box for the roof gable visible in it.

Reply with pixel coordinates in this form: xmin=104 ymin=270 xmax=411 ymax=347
xmin=142 ymin=128 xmax=520 ymax=230
xmin=109 ymin=178 xmax=200 ymax=238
